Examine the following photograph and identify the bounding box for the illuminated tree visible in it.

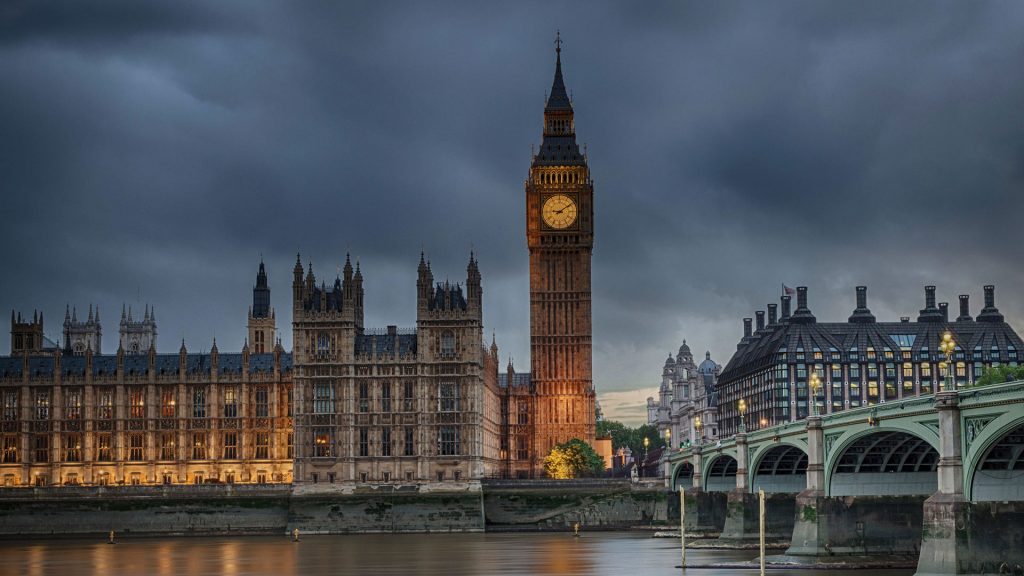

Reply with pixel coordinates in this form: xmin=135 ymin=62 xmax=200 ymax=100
xmin=543 ymin=438 xmax=605 ymax=479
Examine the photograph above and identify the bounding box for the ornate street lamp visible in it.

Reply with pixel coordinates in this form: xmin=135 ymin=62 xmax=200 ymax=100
xmin=738 ymin=398 xmax=747 ymax=433
xmin=939 ymin=331 xmax=956 ymax=392
xmin=809 ymin=371 xmax=822 ymax=416
xmin=665 ymin=428 xmax=672 ymax=451
xmin=694 ymin=416 xmax=703 ymax=447
xmin=642 ymin=436 xmax=650 ymax=478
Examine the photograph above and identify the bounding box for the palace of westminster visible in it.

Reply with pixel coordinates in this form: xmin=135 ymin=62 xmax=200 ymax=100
xmin=4 ymin=43 xmax=1023 ymax=490
xmin=0 ymin=43 xmax=596 ymax=488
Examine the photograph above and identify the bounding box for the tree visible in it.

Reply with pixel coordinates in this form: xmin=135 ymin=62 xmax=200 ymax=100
xmin=972 ymin=365 xmax=1024 ymax=387
xmin=543 ymin=438 xmax=606 ymax=479
xmin=596 ymin=420 xmax=667 ymax=464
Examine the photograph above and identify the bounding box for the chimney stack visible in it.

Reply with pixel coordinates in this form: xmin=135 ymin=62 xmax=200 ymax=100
xmin=957 ymin=294 xmax=972 ymax=322
xmin=849 ymin=285 xmax=876 ymax=323
xmin=918 ymin=285 xmax=943 ymax=322
xmin=977 ymin=285 xmax=1004 ymax=322
xmin=939 ymin=302 xmax=949 ymax=323
xmin=743 ymin=318 xmax=752 ymax=338
xmin=755 ymin=311 xmax=765 ymax=332
xmin=767 ymin=304 xmax=778 ymax=325
xmin=781 ymin=296 xmax=791 ymax=320
xmin=790 ymin=286 xmax=816 ymax=324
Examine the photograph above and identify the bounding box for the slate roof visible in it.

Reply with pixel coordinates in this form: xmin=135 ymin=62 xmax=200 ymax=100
xmin=355 ymin=333 xmax=417 ymax=357
xmin=498 ymin=372 xmax=532 ymax=389
xmin=0 ymin=352 xmax=294 ymax=378
xmin=720 ymin=290 xmax=1024 ymax=383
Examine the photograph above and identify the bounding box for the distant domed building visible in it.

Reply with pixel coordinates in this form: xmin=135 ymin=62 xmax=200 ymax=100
xmin=647 ymin=340 xmax=721 ymax=447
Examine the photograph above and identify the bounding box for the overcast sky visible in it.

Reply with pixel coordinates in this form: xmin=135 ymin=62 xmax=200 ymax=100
xmin=2 ymin=1 xmax=1023 ymax=424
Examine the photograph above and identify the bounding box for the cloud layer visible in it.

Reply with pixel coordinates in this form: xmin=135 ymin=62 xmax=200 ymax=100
xmin=2 ymin=2 xmax=1023 ymax=422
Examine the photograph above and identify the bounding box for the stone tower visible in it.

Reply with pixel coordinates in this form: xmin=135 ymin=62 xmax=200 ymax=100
xmin=248 ymin=260 xmax=276 ymax=354
xmin=63 ymin=304 xmax=102 ymax=355
xmin=10 ymin=310 xmax=45 ymax=355
xmin=119 ymin=304 xmax=156 ymax=354
xmin=526 ymin=35 xmax=596 ymax=467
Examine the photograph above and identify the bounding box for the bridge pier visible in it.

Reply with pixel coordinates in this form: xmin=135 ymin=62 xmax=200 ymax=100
xmin=678 ymin=446 xmax=726 ymax=536
xmin=915 ymin=391 xmax=969 ymax=575
xmin=715 ymin=433 xmax=797 ymax=543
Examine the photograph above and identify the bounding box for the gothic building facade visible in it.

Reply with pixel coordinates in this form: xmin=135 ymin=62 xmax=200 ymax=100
xmin=290 ymin=253 xmax=504 ymax=485
xmin=0 ymin=265 xmax=294 ymax=487
xmin=716 ymin=285 xmax=1024 ymax=438
xmin=525 ymin=38 xmax=596 ymax=470
xmin=647 ymin=341 xmax=721 ymax=447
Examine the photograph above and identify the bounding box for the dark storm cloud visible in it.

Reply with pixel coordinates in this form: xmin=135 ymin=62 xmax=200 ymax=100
xmin=3 ymin=1 xmax=1023 ymax=423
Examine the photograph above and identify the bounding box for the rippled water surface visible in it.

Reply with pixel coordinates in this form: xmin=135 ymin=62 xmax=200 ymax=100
xmin=0 ymin=532 xmax=915 ymax=576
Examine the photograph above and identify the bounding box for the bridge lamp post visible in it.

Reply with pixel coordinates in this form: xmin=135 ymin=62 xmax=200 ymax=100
xmin=809 ymin=372 xmax=822 ymax=416
xmin=694 ymin=416 xmax=703 ymax=447
xmin=642 ymin=436 xmax=650 ymax=477
xmin=738 ymin=398 xmax=748 ymax=433
xmin=939 ymin=331 xmax=955 ymax=392
xmin=664 ymin=428 xmax=672 ymax=452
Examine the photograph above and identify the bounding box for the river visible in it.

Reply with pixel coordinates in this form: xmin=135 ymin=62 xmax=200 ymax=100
xmin=0 ymin=532 xmax=915 ymax=575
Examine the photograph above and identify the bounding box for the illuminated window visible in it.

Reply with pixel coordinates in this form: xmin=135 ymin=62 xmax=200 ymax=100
xmin=128 ymin=433 xmax=144 ymax=461
xmin=35 ymin=390 xmax=50 ymax=421
xmin=2 ymin=391 xmax=17 ymax=421
xmin=97 ymin=389 xmax=114 ymax=420
xmin=314 ymin=428 xmax=332 ymax=458
xmin=65 ymin=389 xmax=82 ymax=420
xmin=96 ymin=434 xmax=112 ymax=461
xmin=192 ymin=433 xmax=207 ymax=460
xmin=2 ymin=435 xmax=17 ymax=463
xmin=129 ymin=387 xmax=145 ymax=419
xmin=64 ymin=434 xmax=81 ymax=462
xmin=160 ymin=433 xmax=175 ymax=460
xmin=223 ymin=432 xmax=237 ymax=459
xmin=161 ymin=387 xmax=176 ymax=418
xmin=223 ymin=387 xmax=238 ymax=418
xmin=255 ymin=433 xmax=269 ymax=459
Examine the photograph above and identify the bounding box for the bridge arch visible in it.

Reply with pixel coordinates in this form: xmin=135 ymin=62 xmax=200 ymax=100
xmin=964 ymin=411 xmax=1024 ymax=501
xmin=669 ymin=461 xmax=694 ymax=492
xmin=826 ymin=427 xmax=938 ymax=497
xmin=703 ymin=453 xmax=737 ymax=492
xmin=750 ymin=443 xmax=808 ymax=494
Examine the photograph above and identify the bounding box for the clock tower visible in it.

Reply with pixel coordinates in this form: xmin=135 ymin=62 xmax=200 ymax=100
xmin=526 ymin=36 xmax=596 ymax=469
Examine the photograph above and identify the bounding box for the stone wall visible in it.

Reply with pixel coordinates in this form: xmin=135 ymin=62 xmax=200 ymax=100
xmin=0 ymin=485 xmax=290 ymax=536
xmin=917 ymin=497 xmax=1024 ymax=574
xmin=288 ymin=484 xmax=484 ymax=533
xmin=787 ymin=493 xmax=927 ymax=559
xmin=481 ymin=479 xmax=668 ymax=531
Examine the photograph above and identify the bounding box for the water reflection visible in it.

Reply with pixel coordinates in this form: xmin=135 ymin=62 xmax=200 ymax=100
xmin=0 ymin=533 xmax=914 ymax=576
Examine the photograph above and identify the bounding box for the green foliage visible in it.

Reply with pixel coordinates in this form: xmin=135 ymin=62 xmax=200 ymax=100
xmin=971 ymin=365 xmax=1024 ymax=388
xmin=595 ymin=420 xmax=666 ymax=461
xmin=543 ymin=438 xmax=606 ymax=479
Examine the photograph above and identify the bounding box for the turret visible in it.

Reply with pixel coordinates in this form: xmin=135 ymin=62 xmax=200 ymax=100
xmin=466 ymin=252 xmax=482 ymax=317
xmin=293 ymin=253 xmax=304 ymax=310
xmin=417 ymin=252 xmax=434 ymax=313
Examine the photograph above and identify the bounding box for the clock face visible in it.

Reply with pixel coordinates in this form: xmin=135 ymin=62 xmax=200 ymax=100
xmin=542 ymin=194 xmax=577 ymax=229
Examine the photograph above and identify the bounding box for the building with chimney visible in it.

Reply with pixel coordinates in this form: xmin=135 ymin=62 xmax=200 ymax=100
xmin=715 ymin=285 xmax=1023 ymax=438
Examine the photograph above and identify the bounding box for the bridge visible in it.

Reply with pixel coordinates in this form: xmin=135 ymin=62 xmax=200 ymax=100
xmin=665 ymin=380 xmax=1024 ymax=574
